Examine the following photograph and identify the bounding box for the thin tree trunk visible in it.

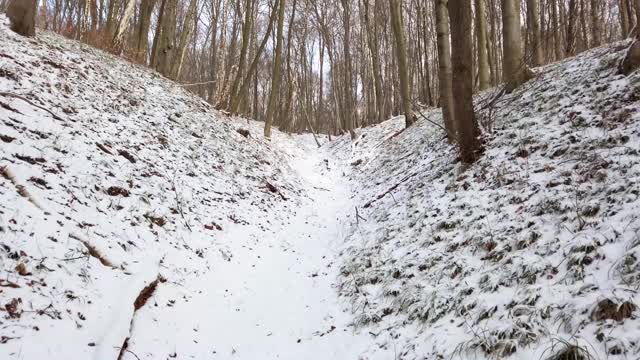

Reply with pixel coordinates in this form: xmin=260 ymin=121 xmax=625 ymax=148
xmin=156 ymin=0 xmax=177 ymax=77
xmin=134 ymin=0 xmax=156 ymax=64
xmin=112 ymin=0 xmax=136 ymax=50
xmin=552 ymin=0 xmax=562 ymax=60
xmin=434 ymin=0 xmax=456 ymax=140
xmin=502 ymin=0 xmax=531 ymax=92
xmin=527 ymin=0 xmax=544 ymax=65
xmin=389 ymin=0 xmax=414 ymax=127
xmin=169 ymin=0 xmax=198 ymax=79
xmin=475 ymin=0 xmax=491 ymax=89
xmin=449 ymin=0 xmax=480 ymax=163
xmin=621 ymin=0 xmax=631 ymax=37
xmin=264 ymin=0 xmax=286 ymax=138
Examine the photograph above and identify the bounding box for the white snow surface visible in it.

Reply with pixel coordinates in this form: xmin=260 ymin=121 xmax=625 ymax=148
xmin=0 ymin=18 xmax=381 ymax=360
xmin=2 ymin=16 xmax=640 ymax=360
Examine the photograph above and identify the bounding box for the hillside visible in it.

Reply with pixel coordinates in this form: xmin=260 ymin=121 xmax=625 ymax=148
xmin=0 ymin=16 xmax=374 ymax=359
xmin=2 ymin=13 xmax=640 ymax=360
xmin=332 ymin=42 xmax=640 ymax=359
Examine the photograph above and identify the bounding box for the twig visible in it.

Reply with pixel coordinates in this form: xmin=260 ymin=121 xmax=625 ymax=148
xmin=172 ymin=177 xmax=193 ymax=232
xmin=124 ymin=349 xmax=142 ymax=360
xmin=61 ymin=255 xmax=89 ymax=262
xmin=412 ymin=104 xmax=458 ymax=143
xmin=355 ymin=206 xmax=366 ymax=224
xmin=0 ymin=92 xmax=64 ymax=121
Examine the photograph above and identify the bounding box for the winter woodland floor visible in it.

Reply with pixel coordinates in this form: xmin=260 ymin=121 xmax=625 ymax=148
xmin=2 ymin=14 xmax=640 ymax=360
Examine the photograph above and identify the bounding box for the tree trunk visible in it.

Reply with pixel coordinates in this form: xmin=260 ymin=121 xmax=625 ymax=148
xmin=169 ymin=0 xmax=197 ymax=79
xmin=156 ymin=0 xmax=177 ymax=77
xmin=134 ymin=0 xmax=156 ymax=64
xmin=621 ymin=0 xmax=631 ymax=37
xmin=150 ymin=0 xmax=166 ymax=68
xmin=435 ymin=0 xmax=456 ymax=141
xmin=502 ymin=0 xmax=531 ymax=92
xmin=230 ymin=0 xmax=279 ymax=113
xmin=228 ymin=0 xmax=254 ymax=111
xmin=389 ymin=0 xmax=415 ymax=127
xmin=449 ymin=0 xmax=480 ymax=163
xmin=112 ymin=0 xmax=136 ymax=50
xmin=590 ymin=0 xmax=600 ymax=46
xmin=552 ymin=0 xmax=562 ymax=60
xmin=105 ymin=0 xmax=119 ymax=38
xmin=526 ymin=0 xmax=544 ymax=65
xmin=264 ymin=0 xmax=286 ymax=138
xmin=566 ymin=0 xmax=577 ymax=55
xmin=475 ymin=0 xmax=491 ymax=90
xmin=362 ymin=0 xmax=385 ymax=123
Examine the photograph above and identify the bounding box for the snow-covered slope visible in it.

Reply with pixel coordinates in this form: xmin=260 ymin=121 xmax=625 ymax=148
xmin=332 ymin=42 xmax=640 ymax=359
xmin=0 ymin=17 xmax=379 ymax=359
xmin=3 ymin=14 xmax=640 ymax=360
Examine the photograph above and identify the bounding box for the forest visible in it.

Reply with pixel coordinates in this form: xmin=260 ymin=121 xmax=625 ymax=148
xmin=1 ymin=0 xmax=640 ymax=359
xmin=2 ymin=0 xmax=632 ymax=138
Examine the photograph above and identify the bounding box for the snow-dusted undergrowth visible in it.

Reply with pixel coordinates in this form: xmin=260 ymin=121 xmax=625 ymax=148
xmin=0 ymin=17 xmax=380 ymax=360
xmin=332 ymin=43 xmax=640 ymax=359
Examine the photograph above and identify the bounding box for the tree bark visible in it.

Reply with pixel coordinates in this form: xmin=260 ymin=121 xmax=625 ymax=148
xmin=134 ymin=0 xmax=156 ymax=64
xmin=449 ymin=0 xmax=480 ymax=163
xmin=475 ymin=0 xmax=491 ymax=90
xmin=389 ymin=0 xmax=415 ymax=127
xmin=264 ymin=0 xmax=286 ymax=138
xmin=621 ymin=0 xmax=631 ymax=37
xmin=169 ymin=0 xmax=198 ymax=79
xmin=228 ymin=0 xmax=254 ymax=111
xmin=435 ymin=0 xmax=456 ymax=141
xmin=551 ymin=0 xmax=562 ymax=60
xmin=230 ymin=0 xmax=279 ymax=113
xmin=112 ymin=0 xmax=136 ymax=50
xmin=156 ymin=0 xmax=177 ymax=77
xmin=502 ymin=0 xmax=531 ymax=92
xmin=362 ymin=0 xmax=385 ymax=123
xmin=526 ymin=0 xmax=544 ymax=65
xmin=566 ymin=0 xmax=577 ymax=55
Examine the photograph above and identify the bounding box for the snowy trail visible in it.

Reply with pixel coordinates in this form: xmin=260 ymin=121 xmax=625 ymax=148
xmin=123 ymin=140 xmax=380 ymax=359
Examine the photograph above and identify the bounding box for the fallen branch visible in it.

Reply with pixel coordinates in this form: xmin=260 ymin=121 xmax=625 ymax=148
xmin=69 ymin=233 xmax=114 ymax=268
xmin=0 ymin=165 xmax=42 ymax=210
xmin=0 ymin=92 xmax=64 ymax=121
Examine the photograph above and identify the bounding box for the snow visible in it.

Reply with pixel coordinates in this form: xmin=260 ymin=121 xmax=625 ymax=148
xmin=2 ymin=15 xmax=640 ymax=360
xmin=0 ymin=17 xmax=380 ymax=359
xmin=331 ymin=42 xmax=640 ymax=359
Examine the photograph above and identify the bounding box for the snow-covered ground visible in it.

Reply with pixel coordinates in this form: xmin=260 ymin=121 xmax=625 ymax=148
xmin=331 ymin=43 xmax=640 ymax=359
xmin=0 ymin=17 xmax=381 ymax=360
xmin=3 ymin=15 xmax=640 ymax=360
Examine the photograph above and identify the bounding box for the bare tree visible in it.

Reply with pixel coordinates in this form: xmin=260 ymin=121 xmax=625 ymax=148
xmin=502 ymin=0 xmax=532 ymax=92
xmin=526 ymin=0 xmax=544 ymax=65
xmin=264 ymin=0 xmax=286 ymax=138
xmin=389 ymin=0 xmax=415 ymax=127
xmin=449 ymin=0 xmax=480 ymax=163
xmin=476 ymin=0 xmax=491 ymax=89
xmin=435 ymin=0 xmax=456 ymax=141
